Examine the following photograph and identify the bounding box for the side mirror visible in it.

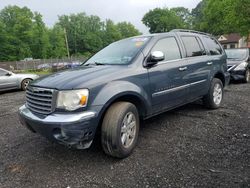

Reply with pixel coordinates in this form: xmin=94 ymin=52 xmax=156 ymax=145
xmin=5 ymin=72 xmax=12 ymax=76
xmin=146 ymin=51 xmax=165 ymax=66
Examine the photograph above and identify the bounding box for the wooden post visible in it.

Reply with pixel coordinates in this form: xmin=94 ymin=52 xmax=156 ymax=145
xmin=64 ymin=28 xmax=70 ymax=59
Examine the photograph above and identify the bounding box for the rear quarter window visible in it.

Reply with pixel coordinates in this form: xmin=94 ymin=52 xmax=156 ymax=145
xmin=203 ymin=36 xmax=223 ymax=55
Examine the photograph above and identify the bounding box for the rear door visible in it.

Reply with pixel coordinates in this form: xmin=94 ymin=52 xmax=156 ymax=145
xmin=147 ymin=36 xmax=188 ymax=113
xmin=202 ymin=35 xmax=225 ymax=74
xmin=179 ymin=35 xmax=211 ymax=101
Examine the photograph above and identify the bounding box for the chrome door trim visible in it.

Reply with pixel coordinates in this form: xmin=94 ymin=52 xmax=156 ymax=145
xmin=152 ymin=79 xmax=207 ymax=97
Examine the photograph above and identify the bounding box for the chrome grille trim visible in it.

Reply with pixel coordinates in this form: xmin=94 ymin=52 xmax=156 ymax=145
xmin=26 ymin=86 xmax=55 ymax=115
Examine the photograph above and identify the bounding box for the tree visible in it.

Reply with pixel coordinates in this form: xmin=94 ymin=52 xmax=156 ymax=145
xmin=170 ymin=7 xmax=192 ymax=29
xmin=0 ymin=20 xmax=10 ymax=61
xmin=192 ymin=0 xmax=250 ymax=36
xmin=116 ymin=22 xmax=141 ymax=38
xmin=31 ymin=12 xmax=50 ymax=59
xmin=234 ymin=0 xmax=250 ymax=36
xmin=191 ymin=0 xmax=206 ymax=31
xmin=142 ymin=8 xmax=184 ymax=33
xmin=0 ymin=5 xmax=141 ymax=61
xmin=47 ymin=25 xmax=67 ymax=58
xmin=103 ymin=19 xmax=122 ymax=45
xmin=0 ymin=5 xmax=34 ymax=60
xmin=57 ymin=13 xmax=105 ymax=55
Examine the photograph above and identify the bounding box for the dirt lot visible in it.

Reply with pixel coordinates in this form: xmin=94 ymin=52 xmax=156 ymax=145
xmin=0 ymin=83 xmax=249 ymax=188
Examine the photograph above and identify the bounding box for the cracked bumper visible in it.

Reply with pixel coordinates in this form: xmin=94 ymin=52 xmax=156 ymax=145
xmin=18 ymin=105 xmax=99 ymax=149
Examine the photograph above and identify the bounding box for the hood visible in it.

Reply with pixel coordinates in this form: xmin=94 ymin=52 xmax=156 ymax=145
xmin=15 ymin=73 xmax=39 ymax=79
xmin=31 ymin=65 xmax=127 ymax=90
xmin=227 ymin=59 xmax=246 ymax=66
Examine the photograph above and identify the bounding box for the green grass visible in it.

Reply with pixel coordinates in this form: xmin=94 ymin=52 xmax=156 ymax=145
xmin=14 ymin=69 xmax=52 ymax=75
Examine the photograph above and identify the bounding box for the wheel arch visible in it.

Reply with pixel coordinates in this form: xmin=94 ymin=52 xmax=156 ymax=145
xmin=213 ymin=71 xmax=225 ymax=87
xmin=95 ymin=92 xmax=150 ymax=136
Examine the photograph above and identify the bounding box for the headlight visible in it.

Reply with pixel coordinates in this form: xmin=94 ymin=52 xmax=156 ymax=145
xmin=234 ymin=62 xmax=247 ymax=71
xmin=56 ymin=89 xmax=89 ymax=111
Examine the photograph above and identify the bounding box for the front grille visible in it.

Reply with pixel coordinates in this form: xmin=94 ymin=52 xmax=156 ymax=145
xmin=26 ymin=87 xmax=55 ymax=115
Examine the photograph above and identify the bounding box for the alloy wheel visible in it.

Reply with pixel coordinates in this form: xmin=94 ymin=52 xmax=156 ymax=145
xmin=120 ymin=112 xmax=137 ymax=148
xmin=24 ymin=80 xmax=30 ymax=89
xmin=213 ymin=83 xmax=222 ymax=105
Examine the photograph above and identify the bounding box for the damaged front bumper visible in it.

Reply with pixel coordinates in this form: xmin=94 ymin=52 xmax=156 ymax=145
xmin=19 ymin=105 xmax=98 ymax=149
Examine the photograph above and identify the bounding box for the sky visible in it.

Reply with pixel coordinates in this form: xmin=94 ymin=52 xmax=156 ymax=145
xmin=0 ymin=0 xmax=201 ymax=34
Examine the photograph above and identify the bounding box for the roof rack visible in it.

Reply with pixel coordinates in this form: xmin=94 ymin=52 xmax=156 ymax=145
xmin=170 ymin=29 xmax=211 ymax=36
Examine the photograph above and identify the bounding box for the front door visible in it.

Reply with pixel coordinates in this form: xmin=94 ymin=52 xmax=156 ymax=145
xmin=0 ymin=70 xmax=17 ymax=90
xmin=147 ymin=37 xmax=188 ymax=113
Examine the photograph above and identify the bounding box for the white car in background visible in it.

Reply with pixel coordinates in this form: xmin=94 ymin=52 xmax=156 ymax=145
xmin=0 ymin=68 xmax=39 ymax=92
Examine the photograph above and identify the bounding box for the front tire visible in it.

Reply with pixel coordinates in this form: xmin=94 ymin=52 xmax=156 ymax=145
xmin=243 ymin=69 xmax=250 ymax=83
xmin=101 ymin=102 xmax=139 ymax=158
xmin=21 ymin=78 xmax=32 ymax=91
xmin=203 ymin=78 xmax=224 ymax=109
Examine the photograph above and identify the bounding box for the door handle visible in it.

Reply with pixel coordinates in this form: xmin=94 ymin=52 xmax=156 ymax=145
xmin=207 ymin=62 xmax=213 ymax=65
xmin=179 ymin=67 xmax=187 ymax=71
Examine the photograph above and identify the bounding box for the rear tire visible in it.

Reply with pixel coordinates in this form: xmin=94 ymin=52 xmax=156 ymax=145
xmin=101 ymin=102 xmax=139 ymax=158
xmin=203 ymin=78 xmax=224 ymax=109
xmin=21 ymin=78 xmax=32 ymax=91
xmin=243 ymin=69 xmax=250 ymax=83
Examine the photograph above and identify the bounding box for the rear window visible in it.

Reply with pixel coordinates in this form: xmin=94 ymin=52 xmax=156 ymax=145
xmin=203 ymin=36 xmax=223 ymax=55
xmin=181 ymin=36 xmax=206 ymax=57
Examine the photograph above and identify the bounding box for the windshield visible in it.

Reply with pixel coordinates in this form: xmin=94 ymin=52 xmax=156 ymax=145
xmin=84 ymin=37 xmax=150 ymax=65
xmin=225 ymin=49 xmax=249 ymax=60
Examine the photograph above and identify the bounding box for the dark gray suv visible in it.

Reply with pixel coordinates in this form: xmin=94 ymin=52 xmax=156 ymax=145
xmin=19 ymin=29 xmax=230 ymax=158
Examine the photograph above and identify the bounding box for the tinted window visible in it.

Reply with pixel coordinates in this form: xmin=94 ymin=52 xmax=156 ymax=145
xmin=0 ymin=70 xmax=7 ymax=76
xmin=203 ymin=36 xmax=223 ymax=55
xmin=151 ymin=37 xmax=181 ymax=61
xmin=181 ymin=36 xmax=205 ymax=57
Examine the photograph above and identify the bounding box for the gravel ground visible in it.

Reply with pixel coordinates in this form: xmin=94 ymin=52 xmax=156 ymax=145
xmin=0 ymin=83 xmax=249 ymax=188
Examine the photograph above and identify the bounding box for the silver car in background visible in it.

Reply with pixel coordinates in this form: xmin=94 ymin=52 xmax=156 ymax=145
xmin=0 ymin=68 xmax=39 ymax=91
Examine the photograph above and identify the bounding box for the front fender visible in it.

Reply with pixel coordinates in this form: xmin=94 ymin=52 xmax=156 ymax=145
xmin=90 ymin=80 xmax=151 ymax=111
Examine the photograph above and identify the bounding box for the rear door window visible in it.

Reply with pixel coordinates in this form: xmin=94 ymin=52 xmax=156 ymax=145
xmin=151 ymin=37 xmax=181 ymax=61
xmin=181 ymin=36 xmax=206 ymax=57
xmin=203 ymin=36 xmax=223 ymax=55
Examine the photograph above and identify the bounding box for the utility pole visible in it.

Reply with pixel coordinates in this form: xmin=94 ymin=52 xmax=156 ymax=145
xmin=64 ymin=28 xmax=70 ymax=59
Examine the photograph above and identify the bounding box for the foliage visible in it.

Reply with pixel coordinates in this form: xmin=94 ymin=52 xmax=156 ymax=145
xmin=117 ymin=22 xmax=141 ymax=38
xmin=142 ymin=8 xmax=184 ymax=33
xmin=56 ymin=14 xmax=140 ymax=56
xmin=143 ymin=1 xmax=250 ymax=36
xmin=1 ymin=1 xmax=250 ymax=62
xmin=192 ymin=0 xmax=250 ymax=36
xmin=170 ymin=7 xmax=192 ymax=29
xmin=47 ymin=25 xmax=67 ymax=58
xmin=191 ymin=1 xmax=206 ymax=31
xmin=0 ymin=6 xmax=141 ymax=62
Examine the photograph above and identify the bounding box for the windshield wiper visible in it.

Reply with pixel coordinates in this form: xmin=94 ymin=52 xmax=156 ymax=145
xmin=83 ymin=61 xmax=105 ymax=66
